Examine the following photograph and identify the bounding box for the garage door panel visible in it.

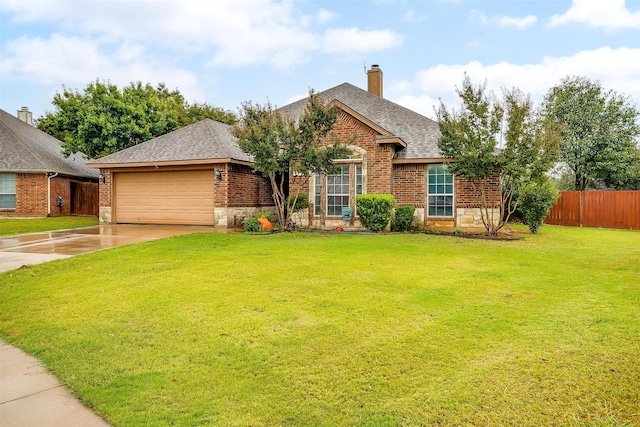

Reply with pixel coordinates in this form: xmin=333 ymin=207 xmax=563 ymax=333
xmin=115 ymin=170 xmax=215 ymax=225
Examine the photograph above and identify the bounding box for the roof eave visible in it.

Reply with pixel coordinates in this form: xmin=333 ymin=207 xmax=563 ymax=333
xmin=88 ymin=158 xmax=254 ymax=169
xmin=392 ymin=158 xmax=455 ymax=164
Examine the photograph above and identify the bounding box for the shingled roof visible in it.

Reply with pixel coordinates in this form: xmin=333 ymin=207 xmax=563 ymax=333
xmin=0 ymin=109 xmax=99 ymax=179
xmin=277 ymin=83 xmax=443 ymax=160
xmin=89 ymin=119 xmax=251 ymax=166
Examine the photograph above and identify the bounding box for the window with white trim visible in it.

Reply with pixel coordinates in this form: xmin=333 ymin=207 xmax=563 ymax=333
xmin=427 ymin=164 xmax=453 ymax=217
xmin=313 ymin=148 xmax=365 ymax=217
xmin=0 ymin=173 xmax=16 ymax=209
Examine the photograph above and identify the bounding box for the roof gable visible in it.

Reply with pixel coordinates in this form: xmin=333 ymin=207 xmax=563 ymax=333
xmin=89 ymin=119 xmax=252 ymax=166
xmin=0 ymin=109 xmax=99 ymax=179
xmin=277 ymin=83 xmax=442 ymax=159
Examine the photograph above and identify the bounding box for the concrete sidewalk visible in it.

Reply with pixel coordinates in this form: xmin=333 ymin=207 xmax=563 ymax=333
xmin=0 ymin=340 xmax=110 ymax=426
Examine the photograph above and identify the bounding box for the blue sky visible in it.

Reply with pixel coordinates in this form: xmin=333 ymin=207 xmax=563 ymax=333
xmin=1 ymin=0 xmax=639 ymax=121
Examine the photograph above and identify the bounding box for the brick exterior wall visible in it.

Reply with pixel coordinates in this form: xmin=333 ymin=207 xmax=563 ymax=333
xmin=99 ymin=169 xmax=112 ymax=208
xmin=49 ymin=176 xmax=72 ymax=216
xmin=1 ymin=173 xmax=48 ymax=217
xmin=455 ymin=170 xmax=501 ymax=208
xmin=392 ymin=164 xmax=427 ymax=208
xmin=227 ymin=164 xmax=273 ymax=207
xmin=0 ymin=173 xmax=96 ymax=218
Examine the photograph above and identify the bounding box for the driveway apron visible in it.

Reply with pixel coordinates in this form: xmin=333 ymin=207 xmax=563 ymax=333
xmin=0 ymin=224 xmax=219 ymax=273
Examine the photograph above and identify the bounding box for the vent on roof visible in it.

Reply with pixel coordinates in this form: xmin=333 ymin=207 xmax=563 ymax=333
xmin=367 ymin=65 xmax=383 ymax=98
xmin=17 ymin=107 xmax=33 ymax=126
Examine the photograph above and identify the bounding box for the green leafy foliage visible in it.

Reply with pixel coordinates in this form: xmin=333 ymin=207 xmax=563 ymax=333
xmin=37 ymin=80 xmax=236 ymax=158
xmin=437 ymin=75 xmax=560 ymax=236
xmin=356 ymin=194 xmax=396 ymax=232
xmin=233 ymin=90 xmax=348 ymax=230
xmin=543 ymin=76 xmax=640 ymax=190
xmin=243 ymin=217 xmax=260 ymax=233
xmin=518 ymin=179 xmax=559 ymax=234
xmin=243 ymin=212 xmax=275 ymax=233
xmin=393 ymin=205 xmax=415 ymax=232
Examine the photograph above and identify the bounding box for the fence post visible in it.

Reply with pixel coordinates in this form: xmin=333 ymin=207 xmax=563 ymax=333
xmin=579 ymin=191 xmax=583 ymax=227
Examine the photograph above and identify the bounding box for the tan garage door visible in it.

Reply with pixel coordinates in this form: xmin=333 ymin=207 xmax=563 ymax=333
xmin=114 ymin=170 xmax=215 ymax=225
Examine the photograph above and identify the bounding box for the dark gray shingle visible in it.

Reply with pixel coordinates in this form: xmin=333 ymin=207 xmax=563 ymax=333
xmin=0 ymin=109 xmax=99 ymax=179
xmin=277 ymin=83 xmax=443 ymax=159
xmin=90 ymin=119 xmax=251 ymax=165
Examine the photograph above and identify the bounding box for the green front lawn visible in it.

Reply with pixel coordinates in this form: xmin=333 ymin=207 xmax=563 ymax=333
xmin=1 ymin=227 xmax=638 ymax=426
xmin=0 ymin=216 xmax=99 ymax=236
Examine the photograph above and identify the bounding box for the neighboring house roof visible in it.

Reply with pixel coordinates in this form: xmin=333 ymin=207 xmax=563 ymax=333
xmin=277 ymin=83 xmax=443 ymax=160
xmin=89 ymin=119 xmax=251 ymax=166
xmin=0 ymin=109 xmax=99 ymax=179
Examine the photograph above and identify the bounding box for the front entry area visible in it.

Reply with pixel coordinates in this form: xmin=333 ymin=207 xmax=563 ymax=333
xmin=113 ymin=170 xmax=215 ymax=225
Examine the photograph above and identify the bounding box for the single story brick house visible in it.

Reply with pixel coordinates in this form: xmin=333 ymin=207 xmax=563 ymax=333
xmin=88 ymin=119 xmax=273 ymax=226
xmin=0 ymin=108 xmax=100 ymax=218
xmin=282 ymin=65 xmax=500 ymax=230
xmin=90 ymin=66 xmax=499 ymax=229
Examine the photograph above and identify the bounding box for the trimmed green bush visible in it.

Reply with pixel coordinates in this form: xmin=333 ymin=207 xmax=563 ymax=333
xmin=243 ymin=212 xmax=275 ymax=232
xmin=243 ymin=217 xmax=260 ymax=232
xmin=356 ymin=194 xmax=396 ymax=232
xmin=393 ymin=205 xmax=415 ymax=232
xmin=519 ymin=180 xmax=559 ymax=234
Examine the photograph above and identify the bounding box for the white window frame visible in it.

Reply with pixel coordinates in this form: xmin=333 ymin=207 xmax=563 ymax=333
xmin=0 ymin=173 xmax=17 ymax=209
xmin=427 ymin=164 xmax=454 ymax=218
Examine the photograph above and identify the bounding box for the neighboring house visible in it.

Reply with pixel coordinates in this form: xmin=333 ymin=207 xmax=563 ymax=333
xmin=91 ymin=66 xmax=499 ymax=229
xmin=87 ymin=119 xmax=273 ymax=226
xmin=0 ymin=108 xmax=100 ymax=218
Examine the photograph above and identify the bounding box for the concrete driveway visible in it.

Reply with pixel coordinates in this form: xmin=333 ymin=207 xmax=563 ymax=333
xmin=0 ymin=224 xmax=219 ymax=273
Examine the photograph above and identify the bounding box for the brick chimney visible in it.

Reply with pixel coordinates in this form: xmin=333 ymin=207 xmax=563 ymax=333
xmin=367 ymin=64 xmax=383 ymax=97
xmin=17 ymin=107 xmax=33 ymax=126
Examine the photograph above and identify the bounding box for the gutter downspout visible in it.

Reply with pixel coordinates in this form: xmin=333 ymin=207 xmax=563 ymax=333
xmin=47 ymin=172 xmax=59 ymax=215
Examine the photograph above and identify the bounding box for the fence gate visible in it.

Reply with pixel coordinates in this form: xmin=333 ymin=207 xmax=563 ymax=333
xmin=70 ymin=181 xmax=99 ymax=216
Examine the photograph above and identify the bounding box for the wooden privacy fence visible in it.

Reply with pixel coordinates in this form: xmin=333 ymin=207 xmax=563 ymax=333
xmin=70 ymin=181 xmax=99 ymax=216
xmin=545 ymin=190 xmax=640 ymax=230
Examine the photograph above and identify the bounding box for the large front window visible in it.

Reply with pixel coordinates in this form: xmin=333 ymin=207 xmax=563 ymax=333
xmin=428 ymin=164 xmax=453 ymax=217
xmin=314 ymin=163 xmax=364 ymax=217
xmin=327 ymin=165 xmax=350 ymax=216
xmin=0 ymin=173 xmax=16 ymax=209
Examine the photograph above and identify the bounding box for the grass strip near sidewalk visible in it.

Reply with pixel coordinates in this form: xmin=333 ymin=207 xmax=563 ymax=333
xmin=0 ymin=226 xmax=639 ymax=426
xmin=0 ymin=216 xmax=99 ymax=236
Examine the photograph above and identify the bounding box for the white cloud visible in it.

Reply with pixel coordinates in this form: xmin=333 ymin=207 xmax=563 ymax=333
xmin=394 ymin=46 xmax=640 ymax=116
xmin=471 ymin=10 xmax=537 ymax=29
xmin=497 ymin=15 xmax=537 ymax=29
xmin=549 ymin=0 xmax=640 ymax=30
xmin=2 ymin=0 xmax=403 ymax=71
xmin=402 ymin=9 xmax=426 ymax=23
xmin=321 ymin=28 xmax=404 ymax=53
xmin=315 ymin=8 xmax=336 ymax=25
xmin=0 ymin=34 xmax=202 ymax=101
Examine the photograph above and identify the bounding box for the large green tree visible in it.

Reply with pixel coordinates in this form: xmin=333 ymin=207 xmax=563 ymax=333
xmin=436 ymin=76 xmax=559 ymax=236
xmin=37 ymin=80 xmax=237 ymax=158
xmin=232 ymin=90 xmax=348 ymax=230
xmin=543 ymin=76 xmax=640 ymax=190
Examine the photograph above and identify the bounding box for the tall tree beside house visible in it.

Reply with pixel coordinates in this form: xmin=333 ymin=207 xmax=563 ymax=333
xmin=37 ymin=80 xmax=237 ymax=158
xmin=543 ymin=76 xmax=640 ymax=190
xmin=233 ymin=90 xmax=348 ymax=231
xmin=436 ymin=76 xmax=560 ymax=236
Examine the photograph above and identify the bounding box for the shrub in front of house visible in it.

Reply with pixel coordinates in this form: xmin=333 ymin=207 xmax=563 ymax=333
xmin=356 ymin=194 xmax=396 ymax=232
xmin=393 ymin=205 xmax=415 ymax=232
xmin=243 ymin=212 xmax=276 ymax=232
xmin=519 ymin=180 xmax=559 ymax=234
